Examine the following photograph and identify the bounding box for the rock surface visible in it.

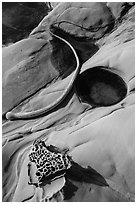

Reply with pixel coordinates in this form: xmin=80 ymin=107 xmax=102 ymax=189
xmin=2 ymin=2 xmax=135 ymax=202
xmin=2 ymin=2 xmax=51 ymax=45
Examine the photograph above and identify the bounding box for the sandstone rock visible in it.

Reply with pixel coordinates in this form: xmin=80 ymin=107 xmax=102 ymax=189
xmin=50 ymin=2 xmax=60 ymax=9
xmin=2 ymin=2 xmax=51 ymax=45
xmin=2 ymin=2 xmax=135 ymax=202
xmin=54 ymin=4 xmax=114 ymax=38
xmin=2 ymin=37 xmax=59 ymax=115
xmin=30 ymin=2 xmax=114 ymax=39
xmin=2 ymin=23 xmax=99 ymax=115
xmin=107 ymin=2 xmax=135 ymax=19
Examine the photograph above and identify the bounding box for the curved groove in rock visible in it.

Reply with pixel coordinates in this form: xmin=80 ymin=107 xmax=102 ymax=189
xmin=6 ymin=30 xmax=80 ymax=121
xmin=76 ymin=66 xmax=127 ymax=107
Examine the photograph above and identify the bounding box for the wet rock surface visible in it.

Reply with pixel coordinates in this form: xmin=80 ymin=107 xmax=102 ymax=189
xmin=2 ymin=2 xmax=135 ymax=202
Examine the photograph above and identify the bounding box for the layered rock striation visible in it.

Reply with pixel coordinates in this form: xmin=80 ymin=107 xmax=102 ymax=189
xmin=2 ymin=2 xmax=135 ymax=202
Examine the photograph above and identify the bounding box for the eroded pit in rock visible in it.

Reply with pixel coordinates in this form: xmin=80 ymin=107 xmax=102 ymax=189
xmin=76 ymin=66 xmax=127 ymax=107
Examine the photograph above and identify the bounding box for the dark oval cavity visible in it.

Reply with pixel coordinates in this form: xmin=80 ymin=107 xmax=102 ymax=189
xmin=76 ymin=66 xmax=127 ymax=107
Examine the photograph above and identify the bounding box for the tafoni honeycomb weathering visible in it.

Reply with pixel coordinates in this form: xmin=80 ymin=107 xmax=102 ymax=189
xmin=2 ymin=2 xmax=135 ymax=202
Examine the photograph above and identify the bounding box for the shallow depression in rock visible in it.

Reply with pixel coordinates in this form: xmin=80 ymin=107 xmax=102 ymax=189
xmin=76 ymin=66 xmax=127 ymax=107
